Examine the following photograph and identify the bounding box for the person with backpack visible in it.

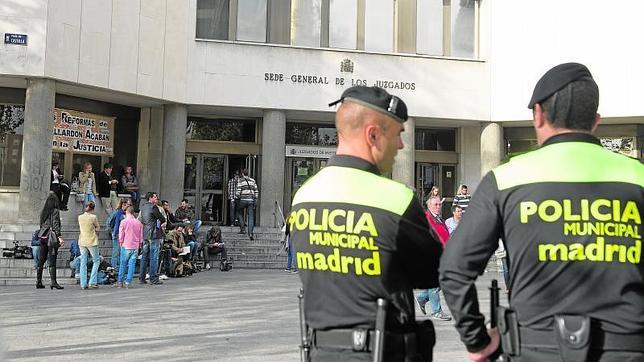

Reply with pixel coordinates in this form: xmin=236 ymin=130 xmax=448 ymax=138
xmin=106 ymin=199 xmax=128 ymax=269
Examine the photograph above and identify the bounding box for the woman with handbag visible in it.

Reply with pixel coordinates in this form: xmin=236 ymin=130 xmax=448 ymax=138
xmin=36 ymin=192 xmax=65 ymax=290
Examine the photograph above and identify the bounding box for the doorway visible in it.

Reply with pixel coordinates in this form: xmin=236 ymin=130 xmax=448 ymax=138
xmin=184 ymin=154 xmax=226 ymax=224
xmin=415 ymin=162 xmax=456 ymax=218
xmin=184 ymin=153 xmax=258 ymax=225
xmin=284 ymin=157 xmax=328 ymax=208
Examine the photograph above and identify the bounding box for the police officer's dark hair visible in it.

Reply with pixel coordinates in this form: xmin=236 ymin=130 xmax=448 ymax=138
xmin=539 ymin=79 xmax=599 ymax=131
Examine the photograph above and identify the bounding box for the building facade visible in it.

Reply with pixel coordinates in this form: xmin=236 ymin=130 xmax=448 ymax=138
xmin=0 ymin=0 xmax=642 ymax=225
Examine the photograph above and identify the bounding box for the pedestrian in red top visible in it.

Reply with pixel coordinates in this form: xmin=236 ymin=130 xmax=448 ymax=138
xmin=426 ymin=196 xmax=449 ymax=246
xmin=416 ymin=196 xmax=452 ymax=320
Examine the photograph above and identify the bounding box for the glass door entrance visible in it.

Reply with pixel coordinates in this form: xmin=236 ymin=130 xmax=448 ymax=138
xmin=184 ymin=154 xmax=227 ymax=224
xmin=285 ymin=157 xmax=328 ymax=207
xmin=415 ymin=162 xmax=456 ymax=218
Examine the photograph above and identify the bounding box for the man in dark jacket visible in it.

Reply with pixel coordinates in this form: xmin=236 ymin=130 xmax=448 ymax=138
xmin=440 ymin=63 xmax=644 ymax=361
xmin=49 ymin=160 xmax=70 ymax=211
xmin=98 ymin=163 xmax=119 ymax=215
xmin=290 ymin=86 xmax=443 ymax=361
xmin=138 ymin=192 xmax=166 ymax=285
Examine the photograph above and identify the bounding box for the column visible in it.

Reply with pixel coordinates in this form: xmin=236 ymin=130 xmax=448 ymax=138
xmin=160 ymin=104 xmax=186 ymax=208
xmin=458 ymin=125 xmax=482 ymax=191
xmin=19 ymin=79 xmax=56 ymax=223
xmin=137 ymin=107 xmax=164 ymax=196
xmin=392 ymin=117 xmax=415 ymax=188
xmin=480 ymin=122 xmax=503 ymax=177
xmin=260 ymin=110 xmax=286 ymax=227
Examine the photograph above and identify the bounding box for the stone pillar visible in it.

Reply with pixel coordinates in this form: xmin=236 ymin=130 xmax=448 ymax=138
xmin=458 ymin=125 xmax=482 ymax=192
xmin=480 ymin=122 xmax=504 ymax=177
xmin=19 ymin=78 xmax=56 ymax=223
xmin=137 ymin=107 xmax=164 ymax=196
xmin=160 ymin=104 xmax=186 ymax=208
xmin=392 ymin=117 xmax=415 ymax=188
xmin=260 ymin=110 xmax=286 ymax=227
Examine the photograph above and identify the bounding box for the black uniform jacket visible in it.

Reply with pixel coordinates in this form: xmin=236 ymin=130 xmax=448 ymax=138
xmin=289 ymin=155 xmax=443 ymax=332
xmin=440 ymin=133 xmax=644 ymax=352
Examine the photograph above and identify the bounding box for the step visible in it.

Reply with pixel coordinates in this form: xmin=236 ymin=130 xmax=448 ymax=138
xmin=0 ymin=276 xmax=79 ymax=286
xmin=226 ymin=246 xmax=285 ymax=255
xmin=228 ymin=253 xmax=287 ymax=261
xmin=0 ymin=267 xmax=72 ymax=278
xmin=0 ymin=224 xmax=39 ymax=232
xmin=0 ymin=258 xmax=41 ymax=268
xmin=233 ymin=261 xmax=288 ymax=269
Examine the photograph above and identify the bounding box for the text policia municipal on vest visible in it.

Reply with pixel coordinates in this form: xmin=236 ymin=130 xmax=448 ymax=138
xmin=520 ymin=199 xmax=641 ymax=264
xmin=289 ymin=208 xmax=382 ymax=276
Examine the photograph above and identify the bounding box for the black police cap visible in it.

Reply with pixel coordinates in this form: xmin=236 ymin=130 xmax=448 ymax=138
xmin=329 ymin=86 xmax=408 ymax=123
xmin=528 ymin=63 xmax=594 ymax=109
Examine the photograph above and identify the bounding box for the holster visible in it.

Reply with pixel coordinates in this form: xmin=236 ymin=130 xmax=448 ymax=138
xmin=410 ymin=320 xmax=435 ymax=362
xmin=497 ymin=306 xmax=520 ymax=358
xmin=553 ymin=315 xmax=591 ymax=362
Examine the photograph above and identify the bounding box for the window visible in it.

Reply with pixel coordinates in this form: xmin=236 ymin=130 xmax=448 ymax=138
xmin=290 ymin=0 xmax=322 ymax=47
xmin=237 ymin=0 xmax=267 ymax=42
xmin=193 ymin=0 xmax=479 ymax=58
xmin=0 ymin=104 xmax=24 ymax=187
xmin=286 ymin=123 xmax=338 ymax=146
xmin=364 ymin=0 xmax=394 ymax=52
xmin=599 ymin=137 xmax=636 ymax=157
xmin=196 ymin=0 xmax=230 ymax=40
xmin=187 ymin=118 xmax=256 ymax=143
xmin=415 ymin=129 xmax=456 ymax=151
xmin=416 ymin=0 xmax=443 ymax=55
xmin=328 ymin=0 xmax=357 ymax=49
xmin=451 ymin=0 xmax=476 ymax=58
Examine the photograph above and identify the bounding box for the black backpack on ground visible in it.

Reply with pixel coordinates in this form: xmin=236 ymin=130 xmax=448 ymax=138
xmin=220 ymin=258 xmax=233 ymax=272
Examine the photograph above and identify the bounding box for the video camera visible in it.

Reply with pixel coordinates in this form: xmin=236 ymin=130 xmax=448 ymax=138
xmin=1 ymin=241 xmax=33 ymax=259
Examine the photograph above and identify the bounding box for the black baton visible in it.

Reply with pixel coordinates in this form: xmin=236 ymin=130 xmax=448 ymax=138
xmin=372 ymin=298 xmax=387 ymax=362
xmin=489 ymin=279 xmax=502 ymax=361
xmin=298 ymin=288 xmax=310 ymax=362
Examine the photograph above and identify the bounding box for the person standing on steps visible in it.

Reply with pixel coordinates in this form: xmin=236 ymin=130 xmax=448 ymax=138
xmin=78 ymin=202 xmax=101 ymax=290
xmin=235 ymin=169 xmax=259 ymax=240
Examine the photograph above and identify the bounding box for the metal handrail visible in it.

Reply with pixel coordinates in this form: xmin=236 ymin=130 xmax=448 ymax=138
xmin=274 ymin=200 xmax=286 ymax=228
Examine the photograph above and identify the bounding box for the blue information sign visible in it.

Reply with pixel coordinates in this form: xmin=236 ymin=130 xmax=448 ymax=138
xmin=4 ymin=33 xmax=28 ymax=45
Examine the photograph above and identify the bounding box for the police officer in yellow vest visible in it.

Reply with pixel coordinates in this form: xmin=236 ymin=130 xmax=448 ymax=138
xmin=289 ymin=86 xmax=443 ymax=361
xmin=440 ymin=63 xmax=644 ymax=361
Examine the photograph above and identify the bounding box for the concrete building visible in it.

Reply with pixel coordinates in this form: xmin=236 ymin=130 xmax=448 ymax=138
xmin=0 ymin=0 xmax=642 ymax=226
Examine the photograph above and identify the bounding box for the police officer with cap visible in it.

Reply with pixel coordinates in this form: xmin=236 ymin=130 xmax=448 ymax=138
xmin=289 ymin=86 xmax=443 ymax=361
xmin=440 ymin=62 xmax=644 ymax=361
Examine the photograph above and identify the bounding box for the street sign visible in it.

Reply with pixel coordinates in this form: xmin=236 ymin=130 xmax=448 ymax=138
xmin=4 ymin=33 xmax=28 ymax=45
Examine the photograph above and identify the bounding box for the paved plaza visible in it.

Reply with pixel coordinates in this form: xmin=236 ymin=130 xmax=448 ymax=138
xmin=0 ymin=269 xmax=505 ymax=362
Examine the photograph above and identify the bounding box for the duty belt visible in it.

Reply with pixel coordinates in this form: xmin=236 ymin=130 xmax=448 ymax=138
xmin=521 ymin=328 xmax=644 ymax=352
xmin=313 ymin=329 xmax=413 ymax=353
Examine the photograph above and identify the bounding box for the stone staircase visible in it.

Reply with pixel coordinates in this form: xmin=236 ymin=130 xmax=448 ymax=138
xmin=0 ymin=221 xmax=286 ymax=286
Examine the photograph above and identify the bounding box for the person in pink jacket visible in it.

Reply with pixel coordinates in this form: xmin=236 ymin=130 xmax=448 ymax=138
xmin=116 ymin=206 xmax=143 ymax=288
xmin=416 ymin=196 xmax=452 ymax=321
